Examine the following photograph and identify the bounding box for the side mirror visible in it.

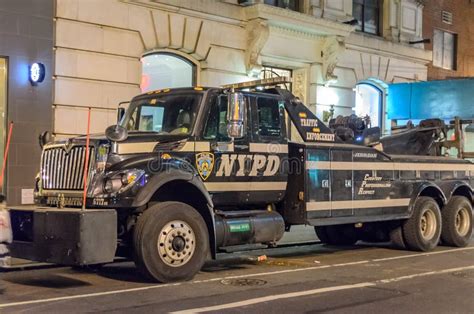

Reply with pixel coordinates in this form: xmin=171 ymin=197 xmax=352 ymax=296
xmin=38 ymin=131 xmax=52 ymax=149
xmin=226 ymin=92 xmax=246 ymax=138
xmin=117 ymin=107 xmax=125 ymax=123
xmin=105 ymin=125 xmax=128 ymax=142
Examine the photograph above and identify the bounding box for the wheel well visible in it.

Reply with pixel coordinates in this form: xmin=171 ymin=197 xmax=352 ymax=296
xmin=451 ymin=186 xmax=473 ymax=205
xmin=149 ymin=180 xmax=215 ymax=256
xmin=419 ymin=186 xmax=445 ymax=209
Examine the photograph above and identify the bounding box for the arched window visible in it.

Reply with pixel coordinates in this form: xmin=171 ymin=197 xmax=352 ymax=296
xmin=355 ymin=83 xmax=383 ymax=128
xmin=140 ymin=52 xmax=196 ymax=92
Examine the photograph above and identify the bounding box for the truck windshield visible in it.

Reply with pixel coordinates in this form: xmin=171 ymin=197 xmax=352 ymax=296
xmin=122 ymin=93 xmax=202 ymax=135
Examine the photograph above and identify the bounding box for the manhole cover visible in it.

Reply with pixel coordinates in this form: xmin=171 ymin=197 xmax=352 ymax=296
xmin=220 ymin=278 xmax=267 ymax=286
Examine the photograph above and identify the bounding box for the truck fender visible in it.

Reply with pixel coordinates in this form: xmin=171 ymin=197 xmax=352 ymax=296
xmin=438 ymin=181 xmax=473 ymax=203
xmin=132 ymin=169 xmax=218 ymax=257
xmin=132 ymin=169 xmax=213 ymax=208
xmin=409 ymin=182 xmax=447 ymax=214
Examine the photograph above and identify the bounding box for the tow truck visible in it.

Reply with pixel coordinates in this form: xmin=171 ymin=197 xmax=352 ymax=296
xmin=8 ymin=78 xmax=474 ymax=282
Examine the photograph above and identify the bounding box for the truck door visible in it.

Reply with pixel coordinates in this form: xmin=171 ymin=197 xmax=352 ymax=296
xmin=330 ymin=149 xmax=354 ymax=217
xmin=248 ymin=94 xmax=288 ymax=204
xmin=201 ymin=92 xmax=252 ymax=206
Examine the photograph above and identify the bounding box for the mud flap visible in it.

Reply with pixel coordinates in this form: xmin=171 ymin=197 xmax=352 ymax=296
xmin=9 ymin=207 xmax=117 ymax=265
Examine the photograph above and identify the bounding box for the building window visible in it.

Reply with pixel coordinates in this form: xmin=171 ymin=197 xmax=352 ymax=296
xmin=203 ymin=94 xmax=230 ymax=141
xmin=264 ymin=0 xmax=300 ymax=12
xmin=140 ymin=52 xmax=196 ymax=92
xmin=433 ymin=29 xmax=457 ymax=70
xmin=353 ymin=0 xmax=381 ymax=35
xmin=257 ymin=97 xmax=282 ymax=137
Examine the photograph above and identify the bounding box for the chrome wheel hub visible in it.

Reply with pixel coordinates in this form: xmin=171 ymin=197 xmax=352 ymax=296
xmin=455 ymin=207 xmax=470 ymax=237
xmin=157 ymin=220 xmax=196 ymax=267
xmin=420 ymin=209 xmax=436 ymax=240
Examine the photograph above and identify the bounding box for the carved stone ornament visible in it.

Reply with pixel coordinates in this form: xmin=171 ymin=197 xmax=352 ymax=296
xmin=292 ymin=69 xmax=307 ymax=103
xmin=321 ymin=36 xmax=345 ymax=83
xmin=245 ymin=18 xmax=270 ymax=76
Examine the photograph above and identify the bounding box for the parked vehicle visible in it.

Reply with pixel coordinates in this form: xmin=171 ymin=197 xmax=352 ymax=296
xmin=9 ymin=78 xmax=473 ymax=282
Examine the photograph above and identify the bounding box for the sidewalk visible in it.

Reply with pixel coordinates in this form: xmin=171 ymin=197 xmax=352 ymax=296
xmin=1 ymin=257 xmax=49 ymax=270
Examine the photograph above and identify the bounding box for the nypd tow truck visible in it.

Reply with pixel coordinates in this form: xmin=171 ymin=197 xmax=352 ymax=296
xmin=8 ymin=78 xmax=474 ymax=282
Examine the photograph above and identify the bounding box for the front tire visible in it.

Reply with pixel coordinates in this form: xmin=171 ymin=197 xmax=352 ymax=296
xmin=133 ymin=202 xmax=209 ymax=282
xmin=441 ymin=196 xmax=473 ymax=247
xmin=402 ymin=197 xmax=442 ymax=251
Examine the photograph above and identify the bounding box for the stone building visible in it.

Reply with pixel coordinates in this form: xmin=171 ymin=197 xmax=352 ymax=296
xmin=423 ymin=0 xmax=474 ymax=80
xmin=1 ymin=0 xmax=432 ymax=204
xmin=53 ymin=0 xmax=430 ymax=139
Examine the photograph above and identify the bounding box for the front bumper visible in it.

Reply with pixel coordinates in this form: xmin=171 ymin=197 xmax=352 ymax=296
xmin=9 ymin=206 xmax=117 ymax=265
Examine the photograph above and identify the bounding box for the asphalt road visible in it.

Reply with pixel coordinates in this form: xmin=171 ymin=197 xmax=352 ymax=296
xmin=0 ymin=240 xmax=473 ymax=313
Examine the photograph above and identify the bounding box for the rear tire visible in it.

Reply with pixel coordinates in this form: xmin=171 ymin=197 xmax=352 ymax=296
xmin=133 ymin=202 xmax=209 ymax=282
xmin=441 ymin=196 xmax=473 ymax=247
xmin=402 ymin=197 xmax=441 ymax=251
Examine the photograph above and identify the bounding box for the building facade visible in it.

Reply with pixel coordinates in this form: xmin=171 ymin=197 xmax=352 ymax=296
xmin=0 ymin=0 xmax=54 ymax=205
xmin=1 ymin=0 xmax=432 ymax=204
xmin=423 ymin=0 xmax=474 ymax=80
xmin=53 ymin=0 xmax=430 ymax=138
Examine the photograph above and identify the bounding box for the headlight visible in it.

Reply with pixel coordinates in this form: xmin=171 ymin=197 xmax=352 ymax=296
xmin=102 ymin=169 xmax=144 ymax=195
xmin=103 ymin=177 xmax=122 ymax=194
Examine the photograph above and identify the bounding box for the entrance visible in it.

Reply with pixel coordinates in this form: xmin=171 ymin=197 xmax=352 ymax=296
xmin=355 ymin=79 xmax=389 ymax=134
xmin=355 ymin=83 xmax=382 ymax=128
xmin=0 ymin=58 xmax=6 ymax=189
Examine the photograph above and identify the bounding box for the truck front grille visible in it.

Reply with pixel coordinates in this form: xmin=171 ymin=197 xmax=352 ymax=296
xmin=41 ymin=145 xmax=95 ymax=190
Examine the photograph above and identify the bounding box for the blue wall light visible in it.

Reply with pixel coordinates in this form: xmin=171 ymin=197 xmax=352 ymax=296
xmin=29 ymin=62 xmax=45 ymax=85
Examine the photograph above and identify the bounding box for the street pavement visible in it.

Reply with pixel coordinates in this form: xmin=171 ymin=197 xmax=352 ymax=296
xmin=0 ymin=238 xmax=473 ymax=313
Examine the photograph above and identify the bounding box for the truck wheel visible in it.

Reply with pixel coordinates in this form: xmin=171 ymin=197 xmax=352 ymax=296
xmin=325 ymin=224 xmax=358 ymax=245
xmin=133 ymin=202 xmax=209 ymax=282
xmin=441 ymin=196 xmax=473 ymax=247
xmin=314 ymin=226 xmax=330 ymax=243
xmin=402 ymin=197 xmax=441 ymax=251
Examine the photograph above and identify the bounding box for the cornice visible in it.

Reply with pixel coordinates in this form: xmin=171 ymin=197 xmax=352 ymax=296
xmin=269 ymin=25 xmax=325 ymax=41
xmin=346 ymin=32 xmax=432 ymax=64
xmin=244 ymin=4 xmax=354 ymax=38
xmin=122 ymin=0 xmax=245 ymax=26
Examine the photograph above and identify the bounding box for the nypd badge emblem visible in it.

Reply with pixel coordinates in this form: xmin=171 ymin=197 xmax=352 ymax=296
xmin=196 ymin=152 xmax=214 ymax=181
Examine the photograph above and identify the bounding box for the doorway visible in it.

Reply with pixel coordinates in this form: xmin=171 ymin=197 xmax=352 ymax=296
xmin=355 ymin=83 xmax=382 ymax=128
